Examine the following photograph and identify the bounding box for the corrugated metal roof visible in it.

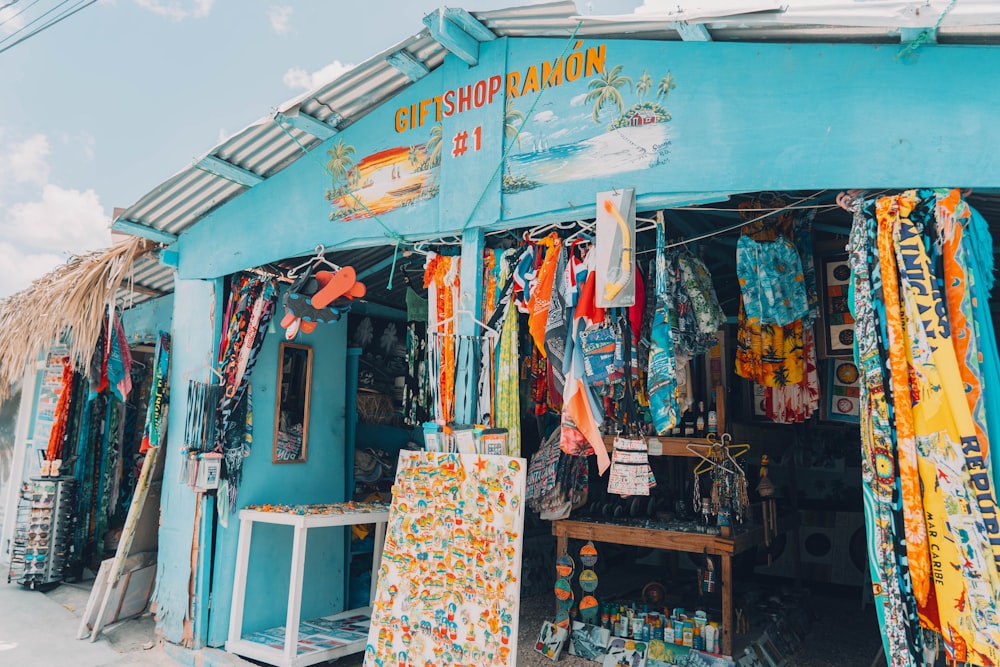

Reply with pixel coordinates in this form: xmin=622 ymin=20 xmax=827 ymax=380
xmin=115 ymin=252 xmax=176 ymax=308
xmin=113 ymin=0 xmax=1000 ymax=247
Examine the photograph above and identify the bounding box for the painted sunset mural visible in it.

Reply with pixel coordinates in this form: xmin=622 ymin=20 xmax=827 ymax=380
xmin=325 ymin=126 xmax=441 ymax=221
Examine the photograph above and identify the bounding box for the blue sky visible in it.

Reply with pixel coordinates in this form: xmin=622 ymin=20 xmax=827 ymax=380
xmin=0 ymin=0 xmax=651 ymax=298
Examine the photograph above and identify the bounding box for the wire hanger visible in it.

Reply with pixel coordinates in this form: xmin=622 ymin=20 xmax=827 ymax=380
xmin=689 ymin=433 xmax=749 ymax=476
xmin=433 ymin=308 xmax=501 ymax=338
xmin=526 ymin=220 xmax=574 ymax=242
xmin=287 ymin=244 xmax=341 ymax=279
xmin=183 ymin=353 xmax=224 ymax=383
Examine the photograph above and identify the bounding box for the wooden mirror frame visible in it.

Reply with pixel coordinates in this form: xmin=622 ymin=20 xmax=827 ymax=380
xmin=273 ymin=342 xmax=312 ymax=464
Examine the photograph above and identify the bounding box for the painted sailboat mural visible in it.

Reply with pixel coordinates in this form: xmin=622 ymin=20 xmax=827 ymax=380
xmin=326 ymin=126 xmax=441 ymax=221
xmin=503 ymin=67 xmax=675 ymax=194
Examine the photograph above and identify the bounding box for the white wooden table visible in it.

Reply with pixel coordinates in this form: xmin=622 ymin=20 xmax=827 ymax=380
xmin=225 ymin=504 xmax=389 ymax=667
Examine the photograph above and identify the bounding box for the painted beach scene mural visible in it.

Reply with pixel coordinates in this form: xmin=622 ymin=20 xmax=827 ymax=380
xmin=325 ymin=127 xmax=441 ymax=221
xmin=503 ymin=63 xmax=676 ymax=195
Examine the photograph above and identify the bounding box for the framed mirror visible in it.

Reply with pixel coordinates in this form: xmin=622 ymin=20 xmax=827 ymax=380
xmin=273 ymin=342 xmax=312 ymax=463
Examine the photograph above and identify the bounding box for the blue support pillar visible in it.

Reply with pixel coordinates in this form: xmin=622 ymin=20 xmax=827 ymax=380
xmin=454 ymin=229 xmax=485 ymax=425
xmin=153 ymin=277 xmax=221 ymax=646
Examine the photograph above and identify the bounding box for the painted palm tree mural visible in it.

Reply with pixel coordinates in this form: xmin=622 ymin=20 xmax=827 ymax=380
xmin=657 ymin=72 xmax=677 ymax=102
xmin=502 ymin=61 xmax=677 ymax=194
xmin=585 ymin=64 xmax=633 ymax=127
xmin=325 ymin=139 xmax=356 ymax=198
xmin=502 ymin=98 xmax=539 ymax=193
xmin=636 ymin=70 xmax=653 ymax=100
xmin=325 ymin=130 xmax=440 ymax=221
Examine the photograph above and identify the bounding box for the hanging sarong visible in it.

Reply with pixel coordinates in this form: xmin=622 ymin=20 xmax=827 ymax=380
xmin=141 ymin=332 xmax=170 ymax=453
xmin=544 ymin=245 xmax=570 ymax=397
xmin=874 ymin=198 xmax=930 ymax=610
xmin=849 ymin=207 xmax=919 ymax=667
xmin=493 ymin=250 xmax=521 ymax=455
xmin=424 ymin=254 xmax=461 ymax=424
xmin=647 ymin=220 xmax=680 ymax=435
xmin=46 ymin=357 xmax=75 ymax=462
xmin=528 ymin=233 xmax=562 ymax=357
xmin=561 ymin=263 xmax=610 ymax=474
xmin=214 ymin=275 xmax=277 ymax=517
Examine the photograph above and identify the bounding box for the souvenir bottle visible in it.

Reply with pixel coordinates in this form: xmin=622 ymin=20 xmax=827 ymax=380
xmin=707 ymin=391 xmax=718 ymax=436
xmin=695 ymin=400 xmax=706 ymax=437
xmin=682 ymin=407 xmax=695 ymax=437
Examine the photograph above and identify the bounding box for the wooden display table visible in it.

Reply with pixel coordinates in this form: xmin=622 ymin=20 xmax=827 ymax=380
xmin=552 ymin=515 xmax=795 ymax=657
xmin=226 ymin=502 xmax=389 ymax=667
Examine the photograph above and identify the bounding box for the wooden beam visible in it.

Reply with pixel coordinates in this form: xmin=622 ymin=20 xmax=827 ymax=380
xmin=672 ymin=21 xmax=712 ymax=41
xmin=124 ymin=283 xmax=167 ymax=298
xmin=195 ymin=155 xmax=264 ymax=188
xmin=111 ymin=218 xmax=178 ymax=245
xmin=423 ymin=8 xmax=480 ymax=66
xmin=274 ymin=111 xmax=337 ymax=140
xmin=386 ymin=50 xmax=430 ymax=82
xmin=443 ymin=7 xmax=496 ymax=42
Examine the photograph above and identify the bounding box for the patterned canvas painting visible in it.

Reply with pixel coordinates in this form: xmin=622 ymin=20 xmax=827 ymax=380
xmin=364 ymin=451 xmax=527 ymax=667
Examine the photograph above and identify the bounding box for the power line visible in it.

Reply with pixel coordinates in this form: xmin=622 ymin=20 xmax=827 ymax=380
xmin=0 ymin=0 xmax=97 ymax=55
xmin=0 ymin=0 xmax=41 ymax=31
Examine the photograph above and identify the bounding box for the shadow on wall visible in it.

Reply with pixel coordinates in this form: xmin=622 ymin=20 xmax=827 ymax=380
xmin=0 ymin=387 xmax=23 ymax=528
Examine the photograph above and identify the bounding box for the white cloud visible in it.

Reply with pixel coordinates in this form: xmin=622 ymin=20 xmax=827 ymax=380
xmin=0 ymin=6 xmax=26 ymax=34
xmin=534 ymin=110 xmax=558 ymax=123
xmin=283 ymin=60 xmax=353 ymax=91
xmin=570 ymin=93 xmax=587 ymax=107
xmin=134 ymin=0 xmax=213 ymax=20
xmin=0 ymin=134 xmax=50 ymax=186
xmin=550 ymin=128 xmax=570 ymax=140
xmin=1 ymin=184 xmax=110 ymax=253
xmin=268 ymin=5 xmax=292 ymax=34
xmin=0 ymin=243 xmax=64 ymax=299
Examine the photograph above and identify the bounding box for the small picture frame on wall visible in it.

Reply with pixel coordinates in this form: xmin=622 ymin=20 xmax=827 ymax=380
xmin=817 ymin=252 xmax=855 ymax=358
xmin=822 ymin=358 xmax=861 ymax=424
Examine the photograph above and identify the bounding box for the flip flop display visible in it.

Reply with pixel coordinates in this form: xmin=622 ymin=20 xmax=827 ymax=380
xmin=279 ymin=263 xmax=366 ymax=338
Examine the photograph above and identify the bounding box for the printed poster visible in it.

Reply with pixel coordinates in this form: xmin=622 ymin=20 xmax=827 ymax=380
xmin=364 ymin=451 xmax=527 ymax=667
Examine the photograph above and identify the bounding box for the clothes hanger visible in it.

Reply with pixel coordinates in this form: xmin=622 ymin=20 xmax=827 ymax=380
xmin=689 ymin=442 xmax=738 ymax=477
xmin=183 ymin=353 xmax=224 ymax=382
xmin=433 ymin=309 xmax=501 ymax=338
xmin=526 ymin=220 xmax=574 ymax=242
xmin=287 ymin=245 xmax=342 ymax=279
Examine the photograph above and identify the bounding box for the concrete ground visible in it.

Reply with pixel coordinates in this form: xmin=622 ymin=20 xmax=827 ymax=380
xmin=0 ymin=574 xmax=252 ymax=667
xmin=0 ymin=576 xmax=171 ymax=666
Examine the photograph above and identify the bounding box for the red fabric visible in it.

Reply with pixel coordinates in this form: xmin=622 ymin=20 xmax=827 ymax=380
xmin=46 ymin=357 xmax=74 ymax=462
xmin=628 ymin=266 xmax=645 ymax=342
xmin=575 ymin=271 xmax=605 ymax=325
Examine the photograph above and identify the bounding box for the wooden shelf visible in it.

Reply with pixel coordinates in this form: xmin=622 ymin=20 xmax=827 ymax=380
xmin=602 ymin=435 xmax=718 ymax=457
xmin=601 ymin=383 xmax=727 ymax=456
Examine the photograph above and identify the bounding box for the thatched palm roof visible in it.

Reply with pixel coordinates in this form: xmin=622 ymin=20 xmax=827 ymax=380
xmin=0 ymin=236 xmax=157 ymax=401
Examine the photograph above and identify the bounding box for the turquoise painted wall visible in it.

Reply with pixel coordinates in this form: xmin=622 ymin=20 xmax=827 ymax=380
xmin=121 ymin=294 xmax=174 ymax=345
xmin=206 ymin=290 xmax=349 ymax=646
xmin=177 ymin=38 xmax=1000 ymax=283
